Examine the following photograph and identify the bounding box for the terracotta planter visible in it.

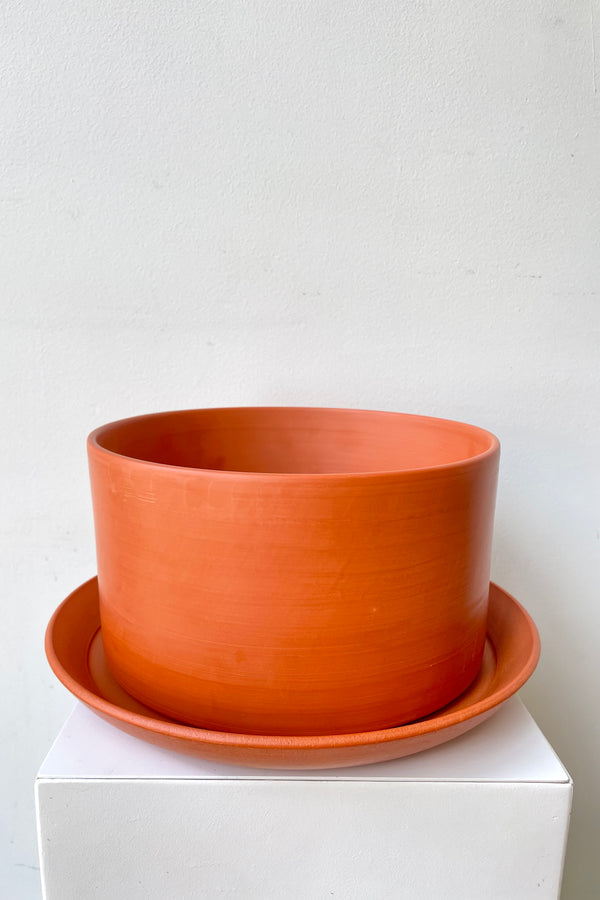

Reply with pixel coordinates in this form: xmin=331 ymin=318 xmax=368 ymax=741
xmin=88 ymin=407 xmax=500 ymax=736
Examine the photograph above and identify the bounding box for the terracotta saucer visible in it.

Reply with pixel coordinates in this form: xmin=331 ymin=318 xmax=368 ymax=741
xmin=45 ymin=578 xmax=539 ymax=770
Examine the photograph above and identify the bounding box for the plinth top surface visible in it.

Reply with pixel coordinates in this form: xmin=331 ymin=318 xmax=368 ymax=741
xmin=38 ymin=698 xmax=569 ymax=783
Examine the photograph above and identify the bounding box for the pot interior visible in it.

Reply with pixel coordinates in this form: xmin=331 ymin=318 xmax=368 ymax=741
xmin=92 ymin=407 xmax=496 ymax=475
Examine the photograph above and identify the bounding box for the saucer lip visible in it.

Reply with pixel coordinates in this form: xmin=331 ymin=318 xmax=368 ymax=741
xmin=87 ymin=406 xmax=500 ymax=481
xmin=45 ymin=578 xmax=540 ymax=751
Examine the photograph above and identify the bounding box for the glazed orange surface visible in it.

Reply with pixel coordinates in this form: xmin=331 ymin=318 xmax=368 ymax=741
xmin=87 ymin=407 xmax=500 ymax=735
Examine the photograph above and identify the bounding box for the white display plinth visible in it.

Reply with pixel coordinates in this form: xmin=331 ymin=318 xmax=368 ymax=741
xmin=36 ymin=698 xmax=571 ymax=900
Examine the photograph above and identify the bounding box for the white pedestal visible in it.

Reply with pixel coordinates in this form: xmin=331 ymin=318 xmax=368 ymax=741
xmin=36 ymin=698 xmax=571 ymax=900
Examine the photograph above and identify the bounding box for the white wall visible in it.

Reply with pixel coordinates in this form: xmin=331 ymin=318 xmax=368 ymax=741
xmin=2 ymin=2 xmax=598 ymax=897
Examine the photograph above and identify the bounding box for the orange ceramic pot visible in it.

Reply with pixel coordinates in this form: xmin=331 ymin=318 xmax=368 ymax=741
xmin=88 ymin=407 xmax=500 ymax=736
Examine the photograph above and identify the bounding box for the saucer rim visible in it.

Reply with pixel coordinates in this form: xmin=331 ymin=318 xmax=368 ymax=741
xmin=46 ymin=577 xmax=539 ymax=751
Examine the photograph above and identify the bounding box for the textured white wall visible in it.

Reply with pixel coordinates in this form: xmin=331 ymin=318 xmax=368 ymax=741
xmin=1 ymin=2 xmax=598 ymax=897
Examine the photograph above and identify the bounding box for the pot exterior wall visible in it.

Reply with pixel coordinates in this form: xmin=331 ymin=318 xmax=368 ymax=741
xmin=88 ymin=437 xmax=499 ymax=735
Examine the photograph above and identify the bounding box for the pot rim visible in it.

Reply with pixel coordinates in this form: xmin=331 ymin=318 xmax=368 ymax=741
xmin=87 ymin=406 xmax=500 ymax=480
